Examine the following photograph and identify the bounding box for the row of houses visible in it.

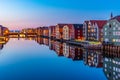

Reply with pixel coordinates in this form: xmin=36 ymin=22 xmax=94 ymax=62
xmin=36 ymin=19 xmax=107 ymax=42
xmin=24 ymin=14 xmax=120 ymax=46
xmin=36 ymin=24 xmax=84 ymax=41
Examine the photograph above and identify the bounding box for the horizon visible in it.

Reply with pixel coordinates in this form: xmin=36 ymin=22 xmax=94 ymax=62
xmin=0 ymin=0 xmax=120 ymax=30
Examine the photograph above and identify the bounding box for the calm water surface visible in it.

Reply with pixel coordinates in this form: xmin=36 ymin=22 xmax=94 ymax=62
xmin=0 ymin=38 xmax=115 ymax=80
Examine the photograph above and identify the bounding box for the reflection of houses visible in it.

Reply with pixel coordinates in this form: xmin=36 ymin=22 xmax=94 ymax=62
xmin=103 ymin=55 xmax=120 ymax=80
xmin=43 ymin=38 xmax=49 ymax=45
xmin=55 ymin=24 xmax=67 ymax=40
xmin=83 ymin=50 xmax=103 ymax=67
xmin=83 ymin=20 xmax=107 ymax=42
xmin=0 ymin=44 xmax=4 ymax=50
xmin=63 ymin=43 xmax=71 ymax=58
xmin=70 ymin=46 xmax=83 ymax=60
xmin=36 ymin=37 xmax=44 ymax=45
xmin=49 ymin=39 xmax=55 ymax=50
xmin=63 ymin=24 xmax=83 ymax=40
xmin=103 ymin=15 xmax=120 ymax=46
xmin=49 ymin=26 xmax=56 ymax=39
xmin=55 ymin=41 xmax=63 ymax=56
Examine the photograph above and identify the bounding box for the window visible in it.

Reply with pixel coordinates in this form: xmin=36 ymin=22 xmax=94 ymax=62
xmin=118 ymin=27 xmax=120 ymax=30
xmin=116 ymin=39 xmax=118 ymax=42
xmin=113 ymin=22 xmax=116 ymax=25
xmin=113 ymin=39 xmax=115 ymax=42
xmin=77 ymin=26 xmax=79 ymax=28
xmin=113 ymin=27 xmax=116 ymax=30
xmin=116 ymin=24 xmax=118 ymax=27
xmin=105 ymin=32 xmax=107 ymax=35
xmin=113 ymin=32 xmax=115 ymax=35
xmin=107 ymin=23 xmax=109 ymax=26
xmin=105 ymin=28 xmax=107 ymax=31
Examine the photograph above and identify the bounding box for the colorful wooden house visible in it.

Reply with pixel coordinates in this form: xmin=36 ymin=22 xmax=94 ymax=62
xmin=63 ymin=24 xmax=83 ymax=41
xmin=103 ymin=15 xmax=120 ymax=46
xmin=55 ymin=24 xmax=68 ymax=40
xmin=83 ymin=20 xmax=107 ymax=42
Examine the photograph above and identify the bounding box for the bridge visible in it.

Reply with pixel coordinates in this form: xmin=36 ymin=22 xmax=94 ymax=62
xmin=7 ymin=32 xmax=37 ymax=38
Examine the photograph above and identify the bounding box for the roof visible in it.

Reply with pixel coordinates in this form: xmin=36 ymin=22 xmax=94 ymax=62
xmin=110 ymin=15 xmax=120 ymax=22
xmin=84 ymin=20 xmax=107 ymax=29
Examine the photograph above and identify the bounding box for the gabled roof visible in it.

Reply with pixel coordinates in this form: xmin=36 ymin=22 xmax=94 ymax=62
xmin=84 ymin=20 xmax=107 ymax=29
xmin=110 ymin=15 xmax=120 ymax=22
xmin=57 ymin=24 xmax=68 ymax=28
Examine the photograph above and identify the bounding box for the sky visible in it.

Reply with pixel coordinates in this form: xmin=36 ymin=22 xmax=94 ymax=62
xmin=0 ymin=0 xmax=120 ymax=30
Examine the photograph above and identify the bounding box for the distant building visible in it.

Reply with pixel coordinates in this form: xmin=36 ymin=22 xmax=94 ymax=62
xmin=83 ymin=20 xmax=107 ymax=42
xmin=0 ymin=25 xmax=9 ymax=36
xmin=2 ymin=27 xmax=9 ymax=36
xmin=43 ymin=27 xmax=49 ymax=37
xmin=36 ymin=27 xmax=44 ymax=36
xmin=103 ymin=15 xmax=120 ymax=46
xmin=49 ymin=26 xmax=56 ymax=38
xmin=63 ymin=24 xmax=83 ymax=40
xmin=21 ymin=28 xmax=36 ymax=34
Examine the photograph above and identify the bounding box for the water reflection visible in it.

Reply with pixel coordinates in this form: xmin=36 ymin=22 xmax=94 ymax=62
xmin=36 ymin=37 xmax=120 ymax=80
xmin=2 ymin=37 xmax=119 ymax=80
xmin=103 ymin=52 xmax=120 ymax=80
xmin=36 ymin=37 xmax=103 ymax=63
xmin=69 ymin=45 xmax=83 ymax=60
xmin=0 ymin=37 xmax=9 ymax=51
xmin=83 ymin=49 xmax=103 ymax=67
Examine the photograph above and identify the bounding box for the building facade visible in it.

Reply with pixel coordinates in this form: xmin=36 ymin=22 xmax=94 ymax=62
xmin=103 ymin=15 xmax=120 ymax=46
xmin=63 ymin=24 xmax=83 ymax=41
xmin=55 ymin=24 xmax=67 ymax=40
xmin=83 ymin=20 xmax=107 ymax=42
xmin=49 ymin=26 xmax=56 ymax=38
xmin=43 ymin=27 xmax=49 ymax=37
xmin=0 ymin=25 xmax=9 ymax=36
